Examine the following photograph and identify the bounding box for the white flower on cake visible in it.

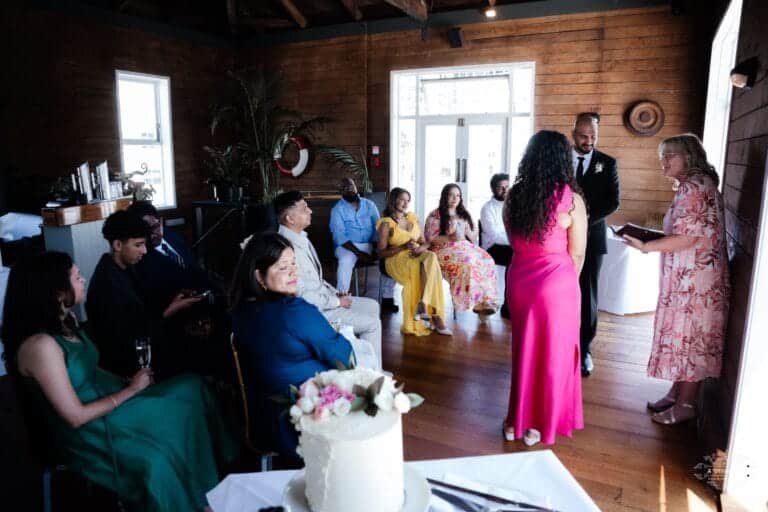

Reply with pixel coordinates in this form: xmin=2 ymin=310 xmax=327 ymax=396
xmin=283 ymin=367 xmax=425 ymax=431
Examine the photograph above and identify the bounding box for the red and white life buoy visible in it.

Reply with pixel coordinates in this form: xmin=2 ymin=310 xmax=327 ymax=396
xmin=274 ymin=135 xmax=310 ymax=178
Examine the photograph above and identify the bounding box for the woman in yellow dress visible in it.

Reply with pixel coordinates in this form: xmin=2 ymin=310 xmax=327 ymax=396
xmin=376 ymin=188 xmax=451 ymax=336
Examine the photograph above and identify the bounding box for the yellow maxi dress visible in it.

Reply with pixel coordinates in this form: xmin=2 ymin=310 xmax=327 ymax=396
xmin=377 ymin=212 xmax=445 ymax=336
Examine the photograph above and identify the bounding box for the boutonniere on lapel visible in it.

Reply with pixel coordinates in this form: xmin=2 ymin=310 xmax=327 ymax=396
xmin=595 ymin=162 xmax=604 ymax=174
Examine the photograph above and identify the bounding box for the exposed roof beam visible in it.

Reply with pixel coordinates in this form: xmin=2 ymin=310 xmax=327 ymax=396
xmin=384 ymin=0 xmax=427 ymax=22
xmin=280 ymin=0 xmax=308 ymax=28
xmin=226 ymin=0 xmax=238 ymax=35
xmin=340 ymin=0 xmax=363 ymax=21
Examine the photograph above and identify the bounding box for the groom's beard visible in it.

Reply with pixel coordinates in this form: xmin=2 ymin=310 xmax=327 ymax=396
xmin=342 ymin=193 xmax=360 ymax=203
xmin=493 ymin=193 xmax=506 ymax=201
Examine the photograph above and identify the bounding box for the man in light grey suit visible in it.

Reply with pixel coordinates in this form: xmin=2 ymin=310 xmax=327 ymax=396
xmin=275 ymin=191 xmax=382 ymax=364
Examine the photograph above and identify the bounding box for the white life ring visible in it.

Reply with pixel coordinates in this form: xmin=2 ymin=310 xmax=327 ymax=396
xmin=274 ymin=136 xmax=309 ymax=178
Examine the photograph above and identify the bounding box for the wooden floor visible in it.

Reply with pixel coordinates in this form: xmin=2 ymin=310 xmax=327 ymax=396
xmin=378 ymin=302 xmax=719 ymax=512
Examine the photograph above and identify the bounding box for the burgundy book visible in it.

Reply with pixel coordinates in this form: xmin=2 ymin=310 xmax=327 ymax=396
xmin=612 ymin=223 xmax=665 ymax=242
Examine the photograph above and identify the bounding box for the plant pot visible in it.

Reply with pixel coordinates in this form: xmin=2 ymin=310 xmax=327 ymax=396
xmin=219 ymin=185 xmax=243 ymax=203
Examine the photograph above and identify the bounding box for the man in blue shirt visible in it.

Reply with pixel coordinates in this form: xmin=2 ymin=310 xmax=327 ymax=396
xmin=330 ymin=178 xmax=395 ymax=306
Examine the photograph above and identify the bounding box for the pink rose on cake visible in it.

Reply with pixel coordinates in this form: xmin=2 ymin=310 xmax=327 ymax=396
xmin=286 ymin=367 xmax=424 ymax=431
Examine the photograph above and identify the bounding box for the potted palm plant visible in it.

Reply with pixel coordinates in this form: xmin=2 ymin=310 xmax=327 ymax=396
xmin=208 ymin=66 xmax=329 ymax=204
xmin=202 ymin=144 xmax=249 ymax=202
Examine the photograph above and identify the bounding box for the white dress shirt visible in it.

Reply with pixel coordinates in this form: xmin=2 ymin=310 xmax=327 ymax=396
xmin=479 ymin=198 xmax=509 ymax=250
xmin=572 ymin=148 xmax=594 ymax=176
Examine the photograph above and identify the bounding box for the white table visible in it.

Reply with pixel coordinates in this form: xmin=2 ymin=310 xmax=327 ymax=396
xmin=598 ymin=228 xmax=661 ymax=315
xmin=208 ymin=450 xmax=599 ymax=512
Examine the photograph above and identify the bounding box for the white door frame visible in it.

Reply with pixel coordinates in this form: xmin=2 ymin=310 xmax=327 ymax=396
xmin=415 ymin=114 xmax=509 ymax=222
xmin=721 ymin=154 xmax=768 ymax=510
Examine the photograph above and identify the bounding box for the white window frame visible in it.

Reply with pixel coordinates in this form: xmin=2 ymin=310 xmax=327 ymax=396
xmin=115 ymin=70 xmax=176 ymax=209
xmin=703 ymin=0 xmax=742 ymax=189
xmin=390 ymin=62 xmax=535 ymax=220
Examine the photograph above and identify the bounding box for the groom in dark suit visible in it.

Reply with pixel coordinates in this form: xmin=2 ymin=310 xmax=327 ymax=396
xmin=571 ymin=112 xmax=620 ymax=376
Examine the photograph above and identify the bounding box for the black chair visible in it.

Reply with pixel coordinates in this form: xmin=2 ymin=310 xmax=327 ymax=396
xmin=228 ymin=334 xmax=276 ymax=472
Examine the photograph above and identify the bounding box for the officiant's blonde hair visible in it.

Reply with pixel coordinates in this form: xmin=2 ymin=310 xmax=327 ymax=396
xmin=658 ymin=133 xmax=719 ymax=186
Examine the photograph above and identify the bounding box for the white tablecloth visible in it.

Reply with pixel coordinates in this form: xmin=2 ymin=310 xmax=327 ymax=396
xmin=207 ymin=450 xmax=599 ymax=512
xmin=598 ymin=228 xmax=661 ymax=315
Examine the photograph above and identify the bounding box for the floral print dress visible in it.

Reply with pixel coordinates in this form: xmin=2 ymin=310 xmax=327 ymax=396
xmin=647 ymin=174 xmax=730 ymax=382
xmin=425 ymin=210 xmax=498 ymax=312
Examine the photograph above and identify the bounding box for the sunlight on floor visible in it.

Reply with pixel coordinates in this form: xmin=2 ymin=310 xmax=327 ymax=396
xmin=686 ymin=488 xmax=717 ymax=512
xmin=658 ymin=465 xmax=667 ymax=512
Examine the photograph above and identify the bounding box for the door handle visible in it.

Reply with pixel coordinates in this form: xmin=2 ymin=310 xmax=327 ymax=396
xmin=456 ymin=158 xmax=461 ymax=182
xmin=461 ymin=158 xmax=467 ymax=182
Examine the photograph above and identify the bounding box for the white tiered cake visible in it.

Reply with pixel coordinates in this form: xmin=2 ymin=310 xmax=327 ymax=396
xmin=289 ymin=368 xmax=423 ymax=512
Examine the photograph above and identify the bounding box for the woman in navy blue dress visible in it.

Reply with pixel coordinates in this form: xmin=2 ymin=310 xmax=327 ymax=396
xmin=230 ymin=232 xmax=353 ymax=460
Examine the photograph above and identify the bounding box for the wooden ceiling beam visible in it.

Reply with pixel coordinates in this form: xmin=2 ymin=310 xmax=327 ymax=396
xmin=226 ymin=0 xmax=238 ymax=35
xmin=280 ymin=0 xmax=308 ymax=28
xmin=339 ymin=0 xmax=363 ymax=21
xmin=384 ymin=0 xmax=427 ymax=22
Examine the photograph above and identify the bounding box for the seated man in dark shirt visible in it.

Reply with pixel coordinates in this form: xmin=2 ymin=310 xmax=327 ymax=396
xmin=126 ymin=201 xmax=230 ymax=375
xmin=86 ymin=210 xmax=202 ymax=379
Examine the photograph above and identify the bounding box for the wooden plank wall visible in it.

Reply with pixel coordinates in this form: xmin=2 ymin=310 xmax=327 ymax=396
xmin=255 ymin=5 xmax=715 ymax=225
xmin=720 ymin=0 xmax=768 ymax=429
xmin=0 ymin=5 xmax=233 ymax=218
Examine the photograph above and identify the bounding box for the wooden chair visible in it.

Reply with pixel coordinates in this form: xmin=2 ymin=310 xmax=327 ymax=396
xmin=228 ymin=334 xmax=276 ymax=472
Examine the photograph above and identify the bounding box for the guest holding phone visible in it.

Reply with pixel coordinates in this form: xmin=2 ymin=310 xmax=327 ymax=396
xmin=623 ymin=134 xmax=729 ymax=425
xmin=2 ymin=251 xmax=237 ymax=511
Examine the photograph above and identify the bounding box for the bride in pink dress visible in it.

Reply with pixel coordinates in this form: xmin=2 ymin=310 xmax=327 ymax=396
xmin=502 ymin=130 xmax=588 ymax=445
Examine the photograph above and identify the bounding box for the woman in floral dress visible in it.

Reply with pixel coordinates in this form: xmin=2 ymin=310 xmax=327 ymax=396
xmin=424 ymin=183 xmax=498 ymax=315
xmin=624 ymin=133 xmax=730 ymax=425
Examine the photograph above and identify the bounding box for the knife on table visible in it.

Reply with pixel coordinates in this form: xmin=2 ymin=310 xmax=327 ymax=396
xmin=431 ymin=487 xmax=484 ymax=512
xmin=427 ymin=478 xmax=558 ymax=512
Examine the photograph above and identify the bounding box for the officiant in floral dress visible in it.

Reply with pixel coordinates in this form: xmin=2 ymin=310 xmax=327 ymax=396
xmin=624 ymin=133 xmax=729 ymax=426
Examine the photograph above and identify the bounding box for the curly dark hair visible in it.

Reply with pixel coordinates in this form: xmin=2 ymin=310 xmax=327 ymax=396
xmin=437 ymin=183 xmax=474 ymax=235
xmin=382 ymin=187 xmax=411 ymax=220
xmin=1 ymin=251 xmax=79 ymax=376
xmin=504 ymin=130 xmax=579 ymax=241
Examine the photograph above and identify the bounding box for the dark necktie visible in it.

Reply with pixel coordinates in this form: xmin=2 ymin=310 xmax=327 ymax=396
xmin=163 ymin=242 xmax=184 ymax=268
xmin=576 ymin=157 xmax=585 ymax=183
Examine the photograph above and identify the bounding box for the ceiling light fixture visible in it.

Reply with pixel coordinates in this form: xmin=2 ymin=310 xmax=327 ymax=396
xmin=485 ymin=7 xmax=497 ymax=18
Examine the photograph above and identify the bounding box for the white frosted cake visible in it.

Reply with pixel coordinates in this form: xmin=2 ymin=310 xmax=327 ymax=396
xmin=289 ymin=368 xmax=423 ymax=512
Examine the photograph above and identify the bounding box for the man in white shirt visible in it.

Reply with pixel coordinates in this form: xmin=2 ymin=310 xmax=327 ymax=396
xmin=275 ymin=191 xmax=382 ymax=365
xmin=480 ymin=173 xmax=511 ymax=318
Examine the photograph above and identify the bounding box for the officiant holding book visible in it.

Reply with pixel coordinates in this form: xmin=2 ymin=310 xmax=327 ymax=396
xmin=623 ymin=134 xmax=729 ymax=426
xmin=571 ymin=112 xmax=620 ymax=376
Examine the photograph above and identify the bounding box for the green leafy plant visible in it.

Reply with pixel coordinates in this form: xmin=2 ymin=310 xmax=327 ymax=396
xmin=316 ymin=145 xmax=373 ymax=195
xmin=209 ymin=66 xmax=330 ymax=203
xmin=202 ymin=144 xmax=249 ymax=188
xmin=117 ymin=165 xmax=155 ymax=201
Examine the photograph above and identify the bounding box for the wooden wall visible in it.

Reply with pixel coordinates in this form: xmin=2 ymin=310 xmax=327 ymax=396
xmin=254 ymin=5 xmax=716 ymax=225
xmin=720 ymin=0 xmax=768 ymax=431
xmin=0 ymin=5 xmax=233 ymax=218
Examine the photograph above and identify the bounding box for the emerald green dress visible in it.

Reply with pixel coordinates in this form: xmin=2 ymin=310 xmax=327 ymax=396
xmin=21 ymin=332 xmax=238 ymax=511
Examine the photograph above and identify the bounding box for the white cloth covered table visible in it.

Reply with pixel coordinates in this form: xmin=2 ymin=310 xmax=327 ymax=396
xmin=598 ymin=228 xmax=661 ymax=315
xmin=207 ymin=450 xmax=599 ymax=512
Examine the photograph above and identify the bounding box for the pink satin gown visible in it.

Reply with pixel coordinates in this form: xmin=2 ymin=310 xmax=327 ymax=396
xmin=505 ymin=184 xmax=584 ymax=445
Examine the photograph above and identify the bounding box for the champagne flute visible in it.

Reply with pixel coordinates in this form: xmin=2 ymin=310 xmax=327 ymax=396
xmin=134 ymin=337 xmax=152 ymax=369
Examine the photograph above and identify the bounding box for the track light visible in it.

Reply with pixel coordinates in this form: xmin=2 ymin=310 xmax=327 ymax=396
xmin=485 ymin=8 xmax=497 ymax=18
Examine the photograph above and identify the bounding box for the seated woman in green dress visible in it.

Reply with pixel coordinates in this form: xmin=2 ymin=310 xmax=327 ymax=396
xmin=1 ymin=251 xmax=237 ymax=512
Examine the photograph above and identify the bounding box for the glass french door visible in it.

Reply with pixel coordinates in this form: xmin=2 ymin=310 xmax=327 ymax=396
xmin=416 ymin=115 xmax=508 ymax=224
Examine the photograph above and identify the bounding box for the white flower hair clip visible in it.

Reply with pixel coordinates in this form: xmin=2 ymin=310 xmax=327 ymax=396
xmin=595 ymin=162 xmax=604 ymax=174
xmin=240 ymin=234 xmax=254 ymax=250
